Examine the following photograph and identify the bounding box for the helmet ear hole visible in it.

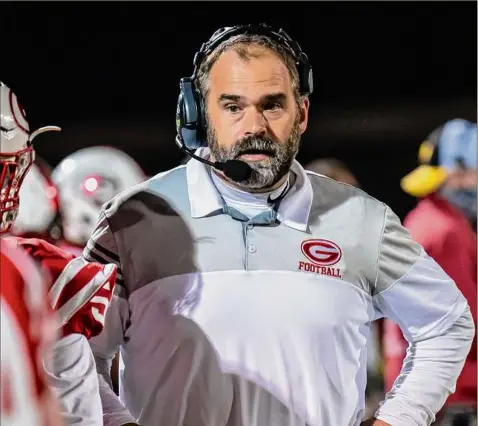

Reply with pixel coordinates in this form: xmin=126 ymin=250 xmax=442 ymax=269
xmin=81 ymin=214 xmax=93 ymax=225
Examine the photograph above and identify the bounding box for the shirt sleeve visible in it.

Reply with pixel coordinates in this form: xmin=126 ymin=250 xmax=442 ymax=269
xmin=14 ymin=237 xmax=117 ymax=340
xmin=43 ymin=333 xmax=102 ymax=426
xmin=82 ymin=210 xmax=137 ymax=426
xmin=372 ymin=206 xmax=474 ymax=426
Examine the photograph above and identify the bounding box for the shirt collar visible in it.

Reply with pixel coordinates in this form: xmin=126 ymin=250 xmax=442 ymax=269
xmin=277 ymin=161 xmax=313 ymax=232
xmin=186 ymin=147 xmax=313 ymax=232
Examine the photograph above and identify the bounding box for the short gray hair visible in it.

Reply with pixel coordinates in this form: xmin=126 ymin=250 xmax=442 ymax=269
xmin=195 ymin=33 xmax=306 ymax=106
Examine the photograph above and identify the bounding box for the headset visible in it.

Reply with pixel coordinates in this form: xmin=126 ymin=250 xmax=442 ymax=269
xmin=175 ymin=23 xmax=314 ymax=181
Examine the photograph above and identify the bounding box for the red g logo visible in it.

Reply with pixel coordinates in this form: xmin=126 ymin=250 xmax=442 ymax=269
xmin=301 ymin=239 xmax=342 ymax=266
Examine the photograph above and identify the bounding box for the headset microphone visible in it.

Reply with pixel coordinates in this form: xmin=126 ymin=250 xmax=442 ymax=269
xmin=175 ymin=136 xmax=253 ymax=182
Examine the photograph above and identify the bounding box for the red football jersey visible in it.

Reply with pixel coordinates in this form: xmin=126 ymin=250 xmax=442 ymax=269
xmin=6 ymin=236 xmax=117 ymax=339
xmin=1 ymin=238 xmax=62 ymax=426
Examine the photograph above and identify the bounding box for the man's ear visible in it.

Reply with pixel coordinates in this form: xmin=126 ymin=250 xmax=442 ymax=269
xmin=299 ymin=97 xmax=310 ymax=135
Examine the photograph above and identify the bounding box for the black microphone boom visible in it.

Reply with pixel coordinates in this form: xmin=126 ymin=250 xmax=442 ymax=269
xmin=221 ymin=159 xmax=253 ymax=182
xmin=176 ymin=137 xmax=252 ymax=182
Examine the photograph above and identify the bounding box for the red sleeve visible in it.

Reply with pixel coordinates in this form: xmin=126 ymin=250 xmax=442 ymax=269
xmin=403 ymin=211 xmax=445 ymax=254
xmin=14 ymin=237 xmax=75 ymax=282
xmin=1 ymin=242 xmax=55 ymax=417
xmin=403 ymin=212 xmax=477 ymax=403
xmin=434 ymin=231 xmax=477 ymax=402
xmin=12 ymin=237 xmax=117 ymax=340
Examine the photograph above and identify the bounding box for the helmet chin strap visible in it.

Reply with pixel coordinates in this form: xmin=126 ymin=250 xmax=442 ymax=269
xmin=29 ymin=125 xmax=61 ymax=142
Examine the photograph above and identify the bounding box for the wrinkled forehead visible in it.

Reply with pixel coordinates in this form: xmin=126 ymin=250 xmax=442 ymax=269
xmin=208 ymin=47 xmax=294 ymax=100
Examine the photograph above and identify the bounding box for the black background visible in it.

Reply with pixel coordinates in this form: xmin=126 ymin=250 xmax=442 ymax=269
xmin=2 ymin=1 xmax=476 ymax=219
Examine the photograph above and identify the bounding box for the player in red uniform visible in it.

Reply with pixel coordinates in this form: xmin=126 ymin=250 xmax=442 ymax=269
xmin=1 ymin=237 xmax=64 ymax=426
xmin=0 ymin=81 xmax=117 ymax=425
xmin=384 ymin=119 xmax=477 ymax=426
xmin=51 ymin=145 xmax=147 ymax=391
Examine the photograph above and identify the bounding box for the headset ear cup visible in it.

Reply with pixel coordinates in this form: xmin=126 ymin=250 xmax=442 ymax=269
xmin=190 ymin=81 xmax=206 ymax=149
xmin=178 ymin=78 xmax=206 ymax=150
xmin=176 ymin=92 xmax=196 ymax=150
xmin=198 ymin=89 xmax=206 ymax=143
xmin=175 ymin=93 xmax=184 ymax=140
xmin=297 ymin=59 xmax=312 ymax=96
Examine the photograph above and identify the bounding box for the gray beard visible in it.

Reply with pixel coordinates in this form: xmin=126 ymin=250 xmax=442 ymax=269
xmin=208 ymin=122 xmax=301 ymax=191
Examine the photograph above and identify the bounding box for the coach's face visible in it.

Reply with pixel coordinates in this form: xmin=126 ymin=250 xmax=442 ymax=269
xmin=206 ymin=46 xmax=309 ymax=191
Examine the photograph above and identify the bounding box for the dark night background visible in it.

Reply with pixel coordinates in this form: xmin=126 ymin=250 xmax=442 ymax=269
xmin=1 ymin=1 xmax=476 ymax=220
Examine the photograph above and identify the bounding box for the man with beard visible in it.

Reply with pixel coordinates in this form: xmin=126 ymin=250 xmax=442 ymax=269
xmin=83 ymin=25 xmax=474 ymax=426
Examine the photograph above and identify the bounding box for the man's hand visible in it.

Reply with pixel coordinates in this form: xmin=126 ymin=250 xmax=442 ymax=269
xmin=361 ymin=419 xmax=391 ymax=426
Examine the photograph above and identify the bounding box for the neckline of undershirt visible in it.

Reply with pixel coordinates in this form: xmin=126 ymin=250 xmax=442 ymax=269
xmin=210 ymin=170 xmax=291 ymax=208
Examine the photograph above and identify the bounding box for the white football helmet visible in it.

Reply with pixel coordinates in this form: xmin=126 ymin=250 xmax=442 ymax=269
xmin=0 ymin=82 xmax=60 ymax=234
xmin=52 ymin=146 xmax=146 ymax=246
xmin=11 ymin=157 xmax=61 ymax=239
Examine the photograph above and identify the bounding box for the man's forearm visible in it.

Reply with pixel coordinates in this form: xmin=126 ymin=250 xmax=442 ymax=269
xmin=361 ymin=419 xmax=391 ymax=426
xmin=375 ymin=306 xmax=475 ymax=426
xmin=95 ymin=354 xmax=138 ymax=426
xmin=44 ymin=334 xmax=102 ymax=426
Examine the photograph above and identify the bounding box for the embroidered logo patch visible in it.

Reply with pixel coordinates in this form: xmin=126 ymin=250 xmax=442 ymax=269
xmin=299 ymin=239 xmax=342 ymax=278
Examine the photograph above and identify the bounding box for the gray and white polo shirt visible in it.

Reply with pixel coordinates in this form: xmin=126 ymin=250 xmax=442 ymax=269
xmin=84 ymin=149 xmax=468 ymax=426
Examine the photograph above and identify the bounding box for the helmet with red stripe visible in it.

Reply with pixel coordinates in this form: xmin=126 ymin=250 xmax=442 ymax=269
xmin=52 ymin=146 xmax=146 ymax=246
xmin=0 ymin=82 xmax=60 ymax=234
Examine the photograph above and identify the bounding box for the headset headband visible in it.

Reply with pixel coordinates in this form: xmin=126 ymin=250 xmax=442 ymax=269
xmin=190 ymin=23 xmax=312 ymax=94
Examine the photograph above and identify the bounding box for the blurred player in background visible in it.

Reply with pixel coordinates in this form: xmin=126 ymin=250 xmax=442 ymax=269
xmin=305 ymin=157 xmax=384 ymax=419
xmin=51 ymin=145 xmax=146 ymax=393
xmin=11 ymin=156 xmax=63 ymax=242
xmin=305 ymin=157 xmax=360 ymax=187
xmin=0 ymin=81 xmax=117 ymax=425
xmin=51 ymin=145 xmax=146 ymax=256
xmin=385 ymin=119 xmax=477 ymax=426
